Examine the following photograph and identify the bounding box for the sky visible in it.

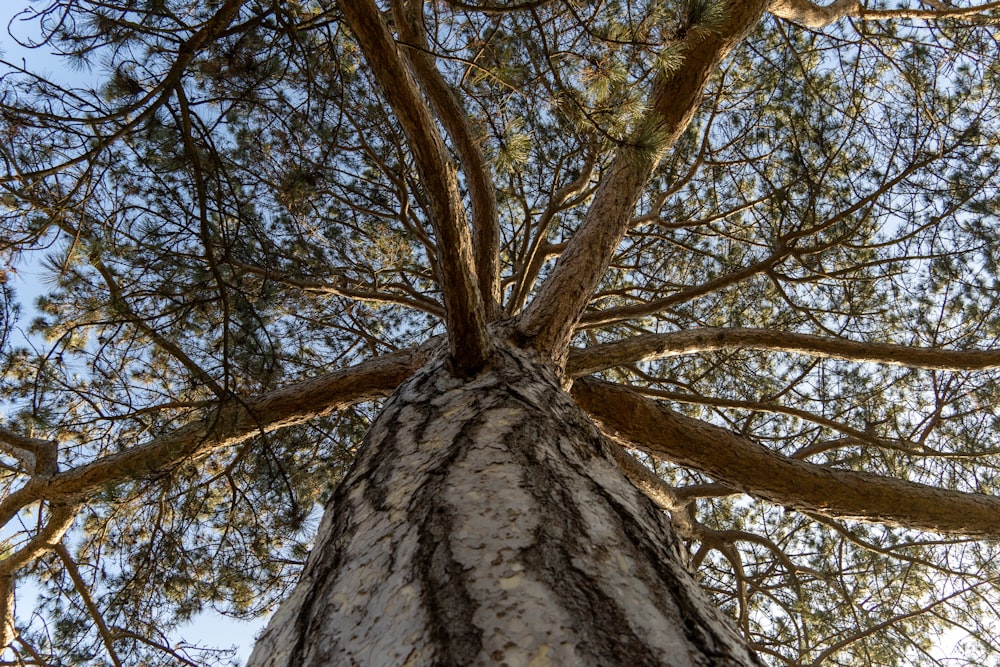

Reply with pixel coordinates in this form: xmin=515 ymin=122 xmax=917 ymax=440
xmin=1 ymin=4 xmax=265 ymax=663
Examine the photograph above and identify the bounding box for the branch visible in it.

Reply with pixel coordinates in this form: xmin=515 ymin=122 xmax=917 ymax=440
xmin=392 ymin=0 xmax=501 ymax=318
xmin=571 ymin=377 xmax=1000 ymax=538
xmin=515 ymin=0 xmax=773 ymax=362
xmin=340 ymin=0 xmax=490 ymax=374
xmin=0 ymin=503 xmax=78 ymax=575
xmin=567 ymin=327 xmax=1000 ymax=376
xmin=769 ymin=0 xmax=1000 ymax=28
xmin=0 ymin=575 xmax=12 ymax=652
xmin=768 ymin=0 xmax=860 ymax=28
xmin=232 ymin=260 xmax=446 ymax=317
xmin=507 ymin=154 xmax=597 ymax=315
xmin=0 ymin=343 xmax=435 ymax=529
xmin=0 ymin=0 xmax=247 ymax=181
xmin=54 ymin=543 xmax=122 ymax=666
xmin=0 ymin=428 xmax=57 ymax=476
xmin=861 ymin=0 xmax=1000 ymax=21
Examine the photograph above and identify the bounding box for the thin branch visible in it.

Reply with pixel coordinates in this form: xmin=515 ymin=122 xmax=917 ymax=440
xmin=571 ymin=378 xmax=1000 ymax=538
xmin=0 ymin=0 xmax=247 ymax=182
xmin=92 ymin=260 xmax=228 ymax=398
xmin=507 ymin=154 xmax=597 ymax=315
xmin=232 ymin=260 xmax=446 ymax=317
xmin=807 ymin=584 xmax=982 ymax=666
xmin=54 ymin=543 xmax=122 ymax=667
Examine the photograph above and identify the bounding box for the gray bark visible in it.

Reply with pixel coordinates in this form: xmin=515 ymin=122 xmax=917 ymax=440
xmin=248 ymin=342 xmax=762 ymax=666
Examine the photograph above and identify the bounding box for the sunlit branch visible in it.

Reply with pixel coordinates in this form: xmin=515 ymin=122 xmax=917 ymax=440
xmin=572 ymin=378 xmax=1000 ymax=538
xmin=859 ymin=0 xmax=1000 ymax=21
xmin=604 ymin=441 xmax=684 ymax=513
xmin=770 ymin=0 xmax=1000 ymax=28
xmin=568 ymin=327 xmax=1000 ymax=377
xmin=0 ymin=427 xmax=57 ymax=476
xmin=339 ymin=0 xmax=490 ymax=375
xmin=622 ymin=386 xmax=909 ymax=453
xmin=0 ymin=503 xmax=79 ymax=575
xmin=769 ymin=0 xmax=859 ymax=28
xmin=0 ymin=575 xmax=12 ymax=652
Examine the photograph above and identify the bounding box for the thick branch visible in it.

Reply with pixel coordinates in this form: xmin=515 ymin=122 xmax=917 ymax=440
xmin=768 ymin=0 xmax=859 ymax=28
xmin=567 ymin=327 xmax=1000 ymax=376
xmin=0 ymin=344 xmax=434 ymax=528
xmin=860 ymin=0 xmax=1000 ymax=21
xmin=516 ymin=0 xmax=771 ymax=362
xmin=0 ymin=504 xmax=78 ymax=574
xmin=769 ymin=0 xmax=1000 ymax=28
xmin=339 ymin=0 xmax=490 ymax=374
xmin=572 ymin=378 xmax=1000 ymax=538
xmin=0 ymin=575 xmax=12 ymax=652
xmin=0 ymin=428 xmax=57 ymax=476
xmin=392 ymin=0 xmax=501 ymax=318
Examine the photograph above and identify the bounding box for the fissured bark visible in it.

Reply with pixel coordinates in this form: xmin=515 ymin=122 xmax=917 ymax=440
xmin=248 ymin=341 xmax=762 ymax=666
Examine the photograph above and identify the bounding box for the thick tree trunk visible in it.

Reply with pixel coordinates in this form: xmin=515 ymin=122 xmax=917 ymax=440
xmin=248 ymin=343 xmax=762 ymax=666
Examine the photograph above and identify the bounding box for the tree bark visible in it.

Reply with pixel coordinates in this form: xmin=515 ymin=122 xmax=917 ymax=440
xmin=248 ymin=342 xmax=763 ymax=666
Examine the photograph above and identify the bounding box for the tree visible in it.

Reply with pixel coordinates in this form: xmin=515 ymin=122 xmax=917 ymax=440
xmin=3 ymin=0 xmax=1000 ymax=663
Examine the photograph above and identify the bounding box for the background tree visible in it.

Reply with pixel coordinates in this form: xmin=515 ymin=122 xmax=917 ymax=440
xmin=3 ymin=0 xmax=1000 ymax=663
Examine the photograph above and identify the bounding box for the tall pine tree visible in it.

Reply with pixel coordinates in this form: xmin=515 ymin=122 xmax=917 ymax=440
xmin=3 ymin=0 xmax=1000 ymax=663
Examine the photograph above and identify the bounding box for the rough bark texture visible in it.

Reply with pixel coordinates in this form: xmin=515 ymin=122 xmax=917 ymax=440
xmin=248 ymin=343 xmax=763 ymax=666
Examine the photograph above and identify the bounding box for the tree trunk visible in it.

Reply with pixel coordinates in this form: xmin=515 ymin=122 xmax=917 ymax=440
xmin=247 ymin=342 xmax=762 ymax=666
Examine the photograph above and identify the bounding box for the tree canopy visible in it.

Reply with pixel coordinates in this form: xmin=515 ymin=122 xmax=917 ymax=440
xmin=3 ymin=0 xmax=1000 ymax=664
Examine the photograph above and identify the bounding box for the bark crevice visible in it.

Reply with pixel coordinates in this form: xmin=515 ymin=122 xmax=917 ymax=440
xmin=248 ymin=342 xmax=763 ymax=666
